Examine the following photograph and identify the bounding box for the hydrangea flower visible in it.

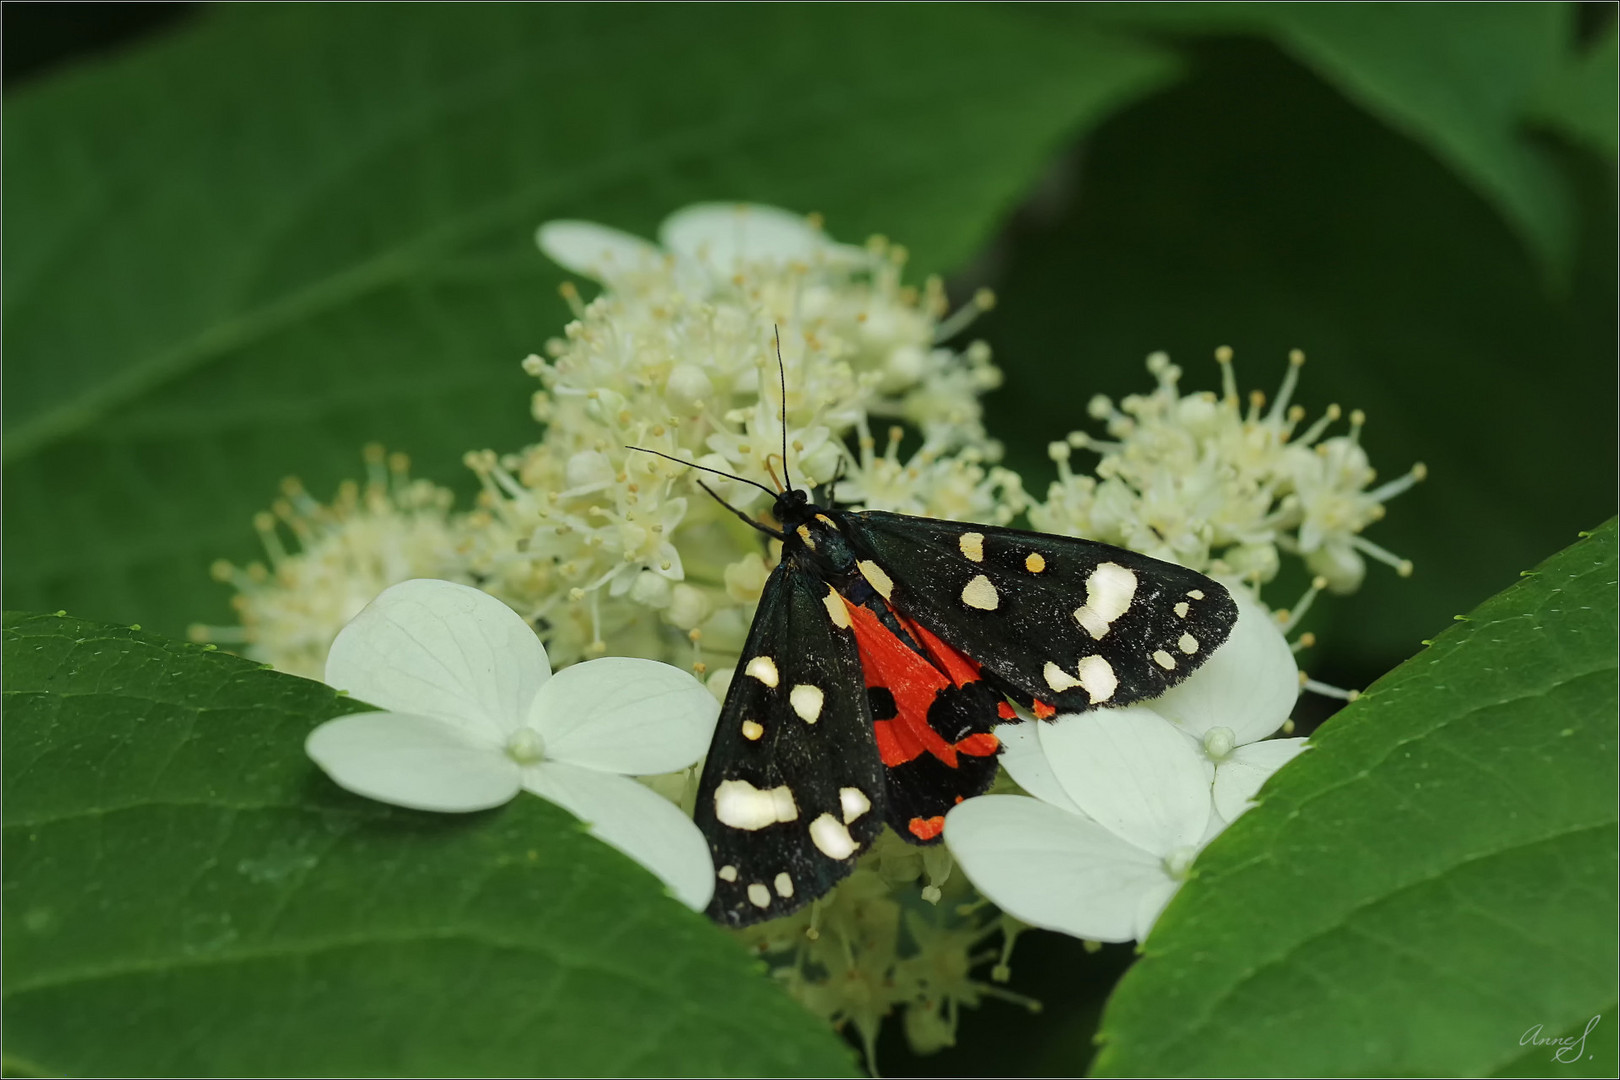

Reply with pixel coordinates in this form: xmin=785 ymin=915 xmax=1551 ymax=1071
xmin=1031 ymin=347 xmax=1425 ymax=592
xmin=191 ymin=446 xmax=470 ymax=680
xmin=1154 ymin=582 xmax=1309 ymax=823
xmin=538 ymin=202 xmax=866 ymax=290
xmin=943 ymin=587 xmax=1305 ymax=943
xmin=456 ymin=202 xmax=1011 ymax=674
xmin=305 ymin=578 xmax=721 ymax=910
xmin=204 ymin=204 xmax=1012 ymax=683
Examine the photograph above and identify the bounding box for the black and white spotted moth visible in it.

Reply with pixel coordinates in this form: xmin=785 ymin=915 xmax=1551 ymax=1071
xmin=691 ymin=481 xmax=1239 ymax=927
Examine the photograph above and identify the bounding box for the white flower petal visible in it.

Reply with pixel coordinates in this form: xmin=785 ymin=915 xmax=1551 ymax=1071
xmin=1213 ymin=737 xmax=1310 ymax=821
xmin=1132 ymin=876 xmax=1183 ymax=942
xmin=994 ymin=721 xmax=1083 ymax=814
xmin=945 ymin=795 xmax=1171 ymax=944
xmin=535 ymin=220 xmax=663 ymax=282
xmin=523 ymin=761 xmax=714 ymax=911
xmin=526 ymin=657 xmax=718 ymax=775
xmin=306 ymin=711 xmax=520 ymax=812
xmin=1038 ymin=707 xmax=1213 ymax=856
xmin=1153 ymin=583 xmax=1299 ymax=744
xmin=659 ymin=203 xmax=828 ymax=268
xmin=324 ymin=579 xmax=549 ymax=741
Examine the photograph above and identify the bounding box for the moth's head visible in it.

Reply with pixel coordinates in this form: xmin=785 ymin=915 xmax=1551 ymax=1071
xmin=771 ymin=486 xmax=811 ymax=525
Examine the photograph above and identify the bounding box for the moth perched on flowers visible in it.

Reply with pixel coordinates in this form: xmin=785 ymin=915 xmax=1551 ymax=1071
xmin=674 ymin=352 xmax=1241 ymax=927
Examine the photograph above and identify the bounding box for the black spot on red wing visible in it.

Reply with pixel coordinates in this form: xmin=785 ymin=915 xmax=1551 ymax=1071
xmin=867 ymin=685 xmax=898 ymax=721
xmin=884 ymin=746 xmax=999 ymax=845
xmin=927 ymin=680 xmax=989 ymax=742
xmin=881 ymin=678 xmax=1003 ymax=843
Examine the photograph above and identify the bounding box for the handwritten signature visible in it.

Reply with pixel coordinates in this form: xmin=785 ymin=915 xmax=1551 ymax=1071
xmin=1521 ymin=1014 xmax=1604 ymax=1063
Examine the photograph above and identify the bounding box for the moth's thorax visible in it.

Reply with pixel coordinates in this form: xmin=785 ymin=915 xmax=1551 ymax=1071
xmin=773 ymin=491 xmax=858 ymax=577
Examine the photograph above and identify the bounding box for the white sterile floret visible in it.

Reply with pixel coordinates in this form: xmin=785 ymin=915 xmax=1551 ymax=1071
xmin=305 ymin=578 xmax=721 ymax=910
xmin=1152 ymin=583 xmax=1308 ymax=822
xmin=945 ymin=589 xmax=1307 ymax=943
xmin=947 ymin=708 xmax=1214 ymax=943
xmin=541 ymin=203 xmax=857 ymax=288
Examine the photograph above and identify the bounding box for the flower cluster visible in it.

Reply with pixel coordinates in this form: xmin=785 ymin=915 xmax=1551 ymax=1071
xmin=202 ymin=203 xmax=1423 ymax=1062
xmin=193 ymin=446 xmax=472 ymax=680
xmin=466 ymin=203 xmax=1017 ymax=675
xmin=1030 ymin=348 xmax=1425 ymax=592
xmin=945 ymin=584 xmax=1306 ymax=942
xmin=738 ymin=830 xmax=1037 ymax=1062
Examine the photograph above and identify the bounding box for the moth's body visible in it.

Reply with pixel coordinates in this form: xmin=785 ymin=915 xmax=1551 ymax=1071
xmin=694 ymin=484 xmax=1238 ymax=927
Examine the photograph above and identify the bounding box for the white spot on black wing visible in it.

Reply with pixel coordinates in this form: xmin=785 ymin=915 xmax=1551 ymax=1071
xmin=744 ymin=655 xmax=779 ymax=687
xmin=747 ymin=882 xmax=771 ymax=908
xmin=809 ymin=813 xmax=858 ymax=859
xmin=790 ymin=684 xmax=824 ymax=723
xmin=1076 ymin=655 xmax=1118 ymax=703
xmin=858 ymin=560 xmax=894 ymax=600
xmin=714 ymin=779 xmax=799 ymax=830
xmin=1072 ymin=562 xmax=1138 ymax=641
xmin=1044 ymin=660 xmax=1081 ymax=693
xmin=961 ymin=574 xmax=999 ymax=610
xmin=959 ymin=532 xmax=985 ymax=562
xmin=822 ymin=585 xmax=852 ymax=629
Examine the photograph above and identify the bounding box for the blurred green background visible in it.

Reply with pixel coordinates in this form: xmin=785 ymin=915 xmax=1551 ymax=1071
xmin=4 ymin=4 xmax=1614 ymax=1075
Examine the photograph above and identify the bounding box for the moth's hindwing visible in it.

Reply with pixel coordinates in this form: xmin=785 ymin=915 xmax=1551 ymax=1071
xmin=836 ymin=510 xmax=1239 ymax=713
xmin=693 ymin=563 xmax=886 ymax=927
xmin=841 ymin=601 xmax=1002 ymax=843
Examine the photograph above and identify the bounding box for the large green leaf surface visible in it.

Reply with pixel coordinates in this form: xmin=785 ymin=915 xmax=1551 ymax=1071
xmin=1530 ymin=21 xmax=1619 ymax=160
xmin=979 ymin=33 xmax=1616 ymax=684
xmin=2 ymin=4 xmax=1178 ymax=639
xmin=1 ymin=611 xmax=859 ymax=1077
xmin=1092 ymin=2 xmax=1583 ymax=274
xmin=1090 ymin=520 xmax=1619 ymax=1076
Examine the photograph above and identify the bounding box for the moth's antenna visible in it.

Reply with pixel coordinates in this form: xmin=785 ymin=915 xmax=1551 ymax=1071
xmin=774 ymin=326 xmax=792 ymax=494
xmin=698 ymin=480 xmax=786 ymax=540
xmin=623 ymin=445 xmax=779 ymax=500
xmin=623 ymin=445 xmax=786 ymax=540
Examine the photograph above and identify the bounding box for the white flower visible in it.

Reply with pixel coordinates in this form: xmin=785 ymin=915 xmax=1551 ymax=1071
xmin=1154 ymin=582 xmax=1308 ymax=822
xmin=944 ymin=590 xmax=1306 ymax=943
xmin=947 ymin=707 xmax=1214 ymax=943
xmin=538 ymin=202 xmax=864 ymax=290
xmin=305 ymin=578 xmax=721 ymax=910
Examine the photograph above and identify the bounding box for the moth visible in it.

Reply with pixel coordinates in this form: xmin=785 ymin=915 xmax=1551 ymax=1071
xmin=646 ymin=349 xmax=1238 ymax=927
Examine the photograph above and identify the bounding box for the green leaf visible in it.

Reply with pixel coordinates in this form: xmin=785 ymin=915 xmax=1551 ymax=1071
xmin=979 ymin=33 xmax=1616 ymax=681
xmin=1 ymin=611 xmax=858 ymax=1077
xmin=1 ymin=4 xmax=1179 ymax=639
xmin=1492 ymin=1006 xmax=1617 ymax=1078
xmin=1091 ymin=2 xmax=1581 ymax=276
xmin=1091 ymin=520 xmax=1619 ymax=1077
xmin=1529 ymin=22 xmax=1619 ymax=161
